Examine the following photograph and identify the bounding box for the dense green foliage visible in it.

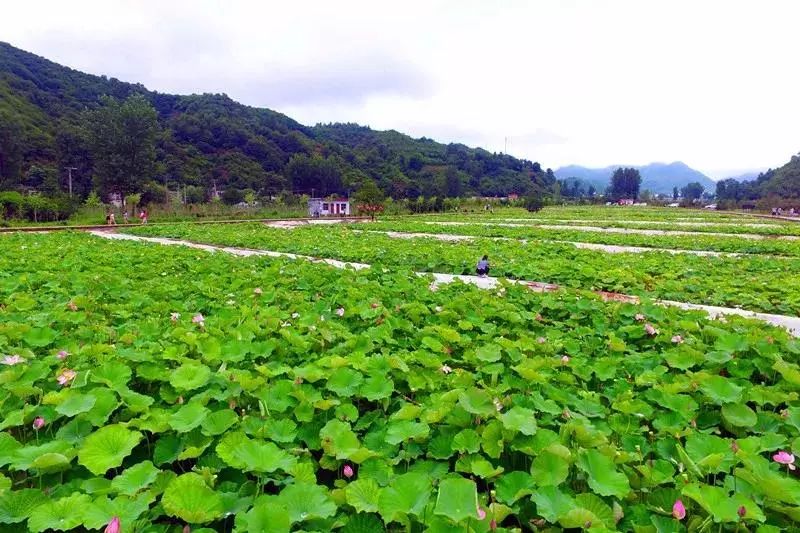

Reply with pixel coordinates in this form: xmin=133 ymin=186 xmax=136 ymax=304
xmin=607 ymin=168 xmax=642 ymax=201
xmin=716 ymin=154 xmax=800 ymax=206
xmin=123 ymin=222 xmax=800 ymax=315
xmin=0 ymin=42 xmax=554 ymax=210
xmin=3 ymin=232 xmax=800 ymax=532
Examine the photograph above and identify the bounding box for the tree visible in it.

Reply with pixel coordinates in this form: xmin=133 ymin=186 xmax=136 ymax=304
xmin=608 ymin=167 xmax=642 ymax=200
xmin=285 ymin=154 xmax=343 ymax=196
xmin=681 ymin=182 xmax=705 ymax=201
xmin=523 ymin=194 xmax=544 ymax=212
xmin=444 ymin=167 xmax=462 ymax=198
xmin=672 ymin=186 xmax=679 ymax=200
xmin=0 ymin=112 xmax=23 ymax=188
xmin=87 ymin=94 xmax=159 ymax=198
xmin=354 ymin=179 xmax=385 ymax=220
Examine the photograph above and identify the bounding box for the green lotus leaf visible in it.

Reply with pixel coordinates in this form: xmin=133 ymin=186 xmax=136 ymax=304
xmin=722 ymin=403 xmax=758 ymax=428
xmin=345 ymin=478 xmax=381 ymax=513
xmin=360 ymin=374 xmax=394 ymax=401
xmin=10 ymin=440 xmax=73 ymax=471
xmin=153 ymin=434 xmax=181 ymax=466
xmin=110 ymin=460 xmax=159 ymax=496
xmin=452 ymin=429 xmax=481 ymax=454
xmin=500 ymin=406 xmax=538 ymax=436
xmin=236 ymin=498 xmax=290 ymax=533
xmin=494 ymin=471 xmax=534 ymax=504
xmin=262 ymin=418 xmax=297 ymax=443
xmin=0 ymin=488 xmax=48 ymax=524
xmin=170 ymin=363 xmax=212 ymax=391
xmin=168 ymin=402 xmax=210 ymax=433
xmin=55 ymin=390 xmax=97 ymax=417
xmin=320 ymin=419 xmax=361 ymax=459
xmin=341 ymin=513 xmax=386 ymax=533
xmin=83 ymin=388 xmax=121 ymax=426
xmin=531 ymin=485 xmax=575 ymax=523
xmin=27 ymin=492 xmax=92 ymax=532
xmin=216 ymin=431 xmax=297 ymax=473
xmin=78 ymin=424 xmax=142 ymax=475
xmin=118 ymin=389 xmax=154 ymax=413
xmin=458 ymin=388 xmax=495 ymax=416
xmin=377 ymin=472 xmax=431 ymax=522
xmin=177 ymin=431 xmax=214 ymax=460
xmin=682 ymin=482 xmax=766 ymax=523
xmin=91 ymin=362 xmax=132 ymax=389
xmin=434 ymin=477 xmax=479 ymax=524
xmin=700 ymin=375 xmax=743 ymax=405
xmin=576 ymin=449 xmax=631 ymax=499
xmin=200 ymin=409 xmax=239 ymax=436
xmin=385 ymin=420 xmax=430 ymax=445
xmin=162 ymin=473 xmax=223 ymax=524
xmin=558 ymin=493 xmax=614 ymax=529
xmin=31 ymin=453 xmax=72 ymax=473
xmin=82 ymin=494 xmax=152 ymax=530
xmin=326 ymin=367 xmax=364 ymax=397
xmin=475 ymin=343 xmax=502 ymax=362
xmin=0 ymin=433 xmax=21 ymax=468
xmin=276 ymin=483 xmax=337 ymax=523
xmin=531 ymin=445 xmax=571 ymax=487
xmin=684 ymin=433 xmax=735 ymax=474
xmin=23 ymin=327 xmax=58 ymax=348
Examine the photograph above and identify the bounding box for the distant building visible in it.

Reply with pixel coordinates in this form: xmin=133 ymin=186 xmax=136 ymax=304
xmin=308 ymin=197 xmax=350 ymax=217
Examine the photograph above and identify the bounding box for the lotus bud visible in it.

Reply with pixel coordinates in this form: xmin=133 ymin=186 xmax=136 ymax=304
xmin=672 ymin=499 xmax=686 ymax=520
xmin=104 ymin=517 xmax=121 ymax=533
xmin=32 ymin=417 xmax=45 ymax=430
xmin=737 ymin=505 xmax=746 ymax=518
xmin=343 ymin=465 xmax=354 ymax=478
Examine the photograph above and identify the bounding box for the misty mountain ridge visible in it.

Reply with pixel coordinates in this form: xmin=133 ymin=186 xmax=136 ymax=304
xmin=555 ymin=161 xmax=716 ymax=195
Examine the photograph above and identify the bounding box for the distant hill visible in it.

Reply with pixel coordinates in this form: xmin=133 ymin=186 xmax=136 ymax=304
xmin=720 ymin=170 xmax=764 ymax=182
xmin=555 ymin=161 xmax=716 ymax=195
xmin=0 ymin=41 xmax=553 ymax=200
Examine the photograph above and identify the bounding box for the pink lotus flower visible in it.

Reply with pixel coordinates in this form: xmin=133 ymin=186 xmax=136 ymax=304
xmin=645 ymin=323 xmax=658 ymax=336
xmin=343 ymin=464 xmax=354 ymax=478
xmin=336 ymin=307 xmax=345 ymax=317
xmin=183 ymin=526 xmax=191 ymax=533
xmin=477 ymin=507 xmax=487 ymax=520
xmin=192 ymin=313 xmax=205 ymax=326
xmin=489 ymin=518 xmax=497 ymax=530
xmin=1 ymin=354 xmax=25 ymax=365
xmin=32 ymin=417 xmax=45 ymax=430
xmin=537 ymin=337 xmax=546 ymax=344
xmin=737 ymin=505 xmax=746 ymax=518
xmin=57 ymin=350 xmax=69 ymax=360
xmin=57 ymin=369 xmax=77 ymax=386
xmin=441 ymin=365 xmax=453 ymax=374
xmin=671 ymin=335 xmax=683 ymax=344
xmin=773 ymin=451 xmax=796 ymax=470
xmin=254 ymin=287 xmax=263 ymax=295
xmin=672 ymin=499 xmax=686 ymax=520
xmin=104 ymin=516 xmax=120 ymax=533
xmin=170 ymin=312 xmax=180 ymax=323
xmin=635 ymin=313 xmax=645 ymax=322
xmin=67 ymin=300 xmax=78 ymax=311
xmin=561 ymin=355 xmax=570 ymax=365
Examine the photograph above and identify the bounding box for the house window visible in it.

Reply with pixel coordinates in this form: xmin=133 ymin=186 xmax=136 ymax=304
xmin=322 ymin=203 xmax=329 ymax=210
xmin=340 ymin=203 xmax=347 ymax=210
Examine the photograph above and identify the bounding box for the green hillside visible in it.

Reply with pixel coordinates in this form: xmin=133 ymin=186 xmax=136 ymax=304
xmin=0 ymin=42 xmax=552 ymax=202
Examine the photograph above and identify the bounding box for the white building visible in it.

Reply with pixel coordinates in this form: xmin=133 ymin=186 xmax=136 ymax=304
xmin=308 ymin=198 xmax=351 ymax=217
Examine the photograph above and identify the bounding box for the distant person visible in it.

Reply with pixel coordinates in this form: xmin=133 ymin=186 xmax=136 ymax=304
xmin=123 ymin=211 xmax=129 ymax=224
xmin=109 ymin=212 xmax=116 ymax=225
xmin=139 ymin=210 xmax=148 ymax=224
xmin=772 ymin=207 xmax=778 ymax=216
xmin=476 ymin=255 xmax=490 ymax=277
xmin=105 ymin=213 xmax=111 ymax=225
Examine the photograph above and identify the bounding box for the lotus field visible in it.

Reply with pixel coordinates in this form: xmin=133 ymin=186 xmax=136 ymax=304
xmin=3 ymin=207 xmax=800 ymax=532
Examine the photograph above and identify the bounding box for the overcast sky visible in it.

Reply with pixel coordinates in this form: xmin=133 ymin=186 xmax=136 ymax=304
xmin=2 ymin=0 xmax=799 ymax=178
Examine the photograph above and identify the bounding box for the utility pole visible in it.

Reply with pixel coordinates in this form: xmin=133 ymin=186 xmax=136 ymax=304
xmin=65 ymin=167 xmax=77 ymax=197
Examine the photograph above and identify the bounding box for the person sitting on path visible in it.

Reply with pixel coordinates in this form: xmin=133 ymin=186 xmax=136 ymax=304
xmin=476 ymin=255 xmax=490 ymax=277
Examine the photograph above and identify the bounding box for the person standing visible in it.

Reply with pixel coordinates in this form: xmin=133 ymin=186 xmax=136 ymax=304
xmin=123 ymin=210 xmax=129 ymax=224
xmin=109 ymin=212 xmax=116 ymax=225
xmin=139 ymin=209 xmax=148 ymax=224
xmin=476 ymin=255 xmax=490 ymax=277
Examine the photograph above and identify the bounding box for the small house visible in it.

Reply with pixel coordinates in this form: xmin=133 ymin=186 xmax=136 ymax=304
xmin=308 ymin=197 xmax=351 ymax=217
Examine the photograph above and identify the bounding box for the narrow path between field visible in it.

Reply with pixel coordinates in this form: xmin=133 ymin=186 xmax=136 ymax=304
xmin=429 ymin=221 xmax=800 ymax=240
xmin=89 ymin=230 xmax=800 ymax=336
xmin=497 ymin=218 xmax=786 ymax=229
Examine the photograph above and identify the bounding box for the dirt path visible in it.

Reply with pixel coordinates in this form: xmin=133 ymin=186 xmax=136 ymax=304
xmin=89 ymin=230 xmax=800 ymax=336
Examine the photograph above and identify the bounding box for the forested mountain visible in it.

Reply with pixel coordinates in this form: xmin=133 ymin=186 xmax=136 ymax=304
xmin=716 ymin=154 xmax=800 ymax=204
xmin=0 ymin=42 xmax=553 ymax=202
xmin=555 ymin=161 xmax=715 ymax=195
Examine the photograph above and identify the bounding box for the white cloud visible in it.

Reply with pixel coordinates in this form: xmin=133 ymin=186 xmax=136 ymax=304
xmin=2 ymin=0 xmax=799 ymax=177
